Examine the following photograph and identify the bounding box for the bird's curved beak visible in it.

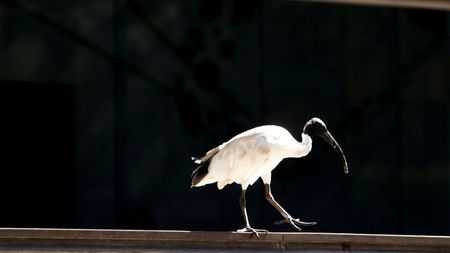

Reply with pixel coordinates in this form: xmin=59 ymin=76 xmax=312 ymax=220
xmin=318 ymin=131 xmax=349 ymax=174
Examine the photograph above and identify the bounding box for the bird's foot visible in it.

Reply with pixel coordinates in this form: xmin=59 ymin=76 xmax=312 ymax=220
xmin=274 ymin=217 xmax=317 ymax=231
xmin=237 ymin=227 xmax=268 ymax=238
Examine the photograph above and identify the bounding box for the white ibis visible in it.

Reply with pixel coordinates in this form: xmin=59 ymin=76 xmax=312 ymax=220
xmin=191 ymin=117 xmax=348 ymax=237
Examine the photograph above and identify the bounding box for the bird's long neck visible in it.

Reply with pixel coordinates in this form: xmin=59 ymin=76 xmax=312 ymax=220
xmin=288 ymin=133 xmax=312 ymax=158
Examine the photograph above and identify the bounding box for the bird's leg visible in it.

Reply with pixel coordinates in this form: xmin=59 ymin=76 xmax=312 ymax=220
xmin=264 ymin=184 xmax=316 ymax=231
xmin=237 ymin=189 xmax=268 ymax=238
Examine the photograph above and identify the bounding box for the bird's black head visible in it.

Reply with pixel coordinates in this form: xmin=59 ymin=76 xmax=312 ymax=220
xmin=302 ymin=117 xmax=349 ymax=174
xmin=303 ymin=117 xmax=328 ymax=137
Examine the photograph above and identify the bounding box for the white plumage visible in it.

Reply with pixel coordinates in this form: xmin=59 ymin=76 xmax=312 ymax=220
xmin=191 ymin=118 xmax=348 ymax=237
xmin=193 ymin=125 xmax=312 ymax=190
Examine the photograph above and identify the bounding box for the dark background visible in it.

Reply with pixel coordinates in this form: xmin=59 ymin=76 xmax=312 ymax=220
xmin=0 ymin=0 xmax=449 ymax=235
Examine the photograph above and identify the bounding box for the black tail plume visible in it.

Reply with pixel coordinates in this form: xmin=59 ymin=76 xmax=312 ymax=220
xmin=191 ymin=159 xmax=211 ymax=187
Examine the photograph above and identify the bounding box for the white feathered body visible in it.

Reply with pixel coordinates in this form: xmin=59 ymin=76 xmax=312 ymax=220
xmin=193 ymin=125 xmax=313 ymax=190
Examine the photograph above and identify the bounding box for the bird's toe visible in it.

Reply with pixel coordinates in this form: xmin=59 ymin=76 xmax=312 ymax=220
xmin=237 ymin=227 xmax=268 ymax=238
xmin=274 ymin=217 xmax=316 ymax=231
xmin=292 ymin=218 xmax=317 ymax=226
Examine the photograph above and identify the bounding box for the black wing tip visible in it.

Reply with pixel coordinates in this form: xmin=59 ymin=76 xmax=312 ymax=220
xmin=191 ymin=147 xmax=220 ymax=187
xmin=191 ymin=159 xmax=210 ymax=186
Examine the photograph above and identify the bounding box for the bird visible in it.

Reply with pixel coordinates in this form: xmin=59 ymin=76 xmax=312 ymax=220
xmin=190 ymin=117 xmax=348 ymax=237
